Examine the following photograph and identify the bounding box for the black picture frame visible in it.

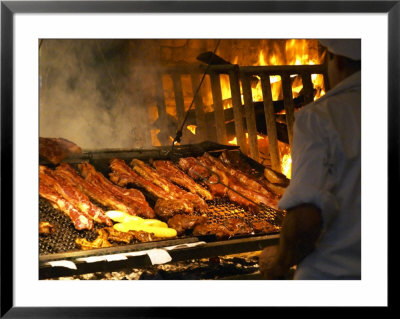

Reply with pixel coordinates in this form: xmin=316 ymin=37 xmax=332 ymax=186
xmin=1 ymin=1 xmax=396 ymax=317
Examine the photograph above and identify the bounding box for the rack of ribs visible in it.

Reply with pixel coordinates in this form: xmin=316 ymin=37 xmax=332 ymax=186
xmin=152 ymin=160 xmax=213 ymax=200
xmin=42 ymin=165 xmax=112 ymax=226
xmin=178 ymin=157 xmax=228 ymax=198
xmin=130 ymin=159 xmax=208 ymax=212
xmin=109 ymin=158 xmax=175 ymax=201
xmin=39 ymin=179 xmax=93 ymax=230
xmin=198 ymin=153 xmax=279 ymax=210
xmin=78 ymin=162 xmax=155 ymax=219
xmin=55 ymin=163 xmax=152 ymax=219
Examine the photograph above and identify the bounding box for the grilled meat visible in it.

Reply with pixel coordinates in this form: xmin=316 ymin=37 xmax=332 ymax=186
xmin=55 ymin=163 xmax=147 ymax=218
xmin=40 ymin=165 xmax=104 ymax=229
xmin=198 ymin=153 xmax=279 ymax=209
xmin=129 ymin=230 xmax=155 ymax=242
xmin=192 ymin=222 xmax=233 ymax=239
xmin=192 ymin=218 xmax=254 ymax=239
xmin=219 ymin=150 xmax=255 ymax=175
xmin=167 ymin=214 xmax=208 ymax=236
xmin=78 ymin=162 xmax=155 ymax=219
xmin=75 ymin=229 xmax=113 ymax=250
xmin=221 ymin=218 xmax=253 ymax=236
xmin=41 ymin=166 xmax=112 ymax=226
xmin=264 ymin=167 xmax=290 ymax=186
xmin=39 ymin=180 xmax=93 ymax=230
xmin=250 ymin=220 xmax=279 ymax=234
xmin=130 ymin=159 xmax=208 ymax=212
xmin=154 ymin=198 xmax=193 ymax=220
xmin=103 ymin=227 xmax=135 ymax=244
xmin=39 ymin=221 xmax=55 ymax=235
xmin=39 ymin=137 xmax=82 ymax=164
xmin=178 ymin=157 xmax=228 ymax=197
xmin=178 ymin=157 xmax=211 ymax=180
xmin=110 ymin=158 xmax=174 ymax=201
xmin=152 ymin=160 xmax=213 ymax=200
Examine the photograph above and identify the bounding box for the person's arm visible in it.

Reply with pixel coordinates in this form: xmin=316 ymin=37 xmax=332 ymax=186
xmin=259 ymin=203 xmax=322 ymax=279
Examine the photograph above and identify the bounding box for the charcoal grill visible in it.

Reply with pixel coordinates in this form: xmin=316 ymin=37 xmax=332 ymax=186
xmin=39 ymin=141 xmax=283 ymax=279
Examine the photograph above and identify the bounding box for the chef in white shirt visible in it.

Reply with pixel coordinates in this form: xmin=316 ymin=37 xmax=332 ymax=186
xmin=259 ymin=39 xmax=361 ymax=280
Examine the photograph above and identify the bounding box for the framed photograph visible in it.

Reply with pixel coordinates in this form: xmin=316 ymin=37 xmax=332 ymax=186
xmin=1 ymin=0 xmax=396 ymax=316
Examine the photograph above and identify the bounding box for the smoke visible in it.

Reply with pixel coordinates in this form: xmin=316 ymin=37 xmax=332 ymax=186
xmin=39 ymin=39 xmax=156 ymax=150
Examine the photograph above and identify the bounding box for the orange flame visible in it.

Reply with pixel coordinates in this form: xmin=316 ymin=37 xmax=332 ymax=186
xmin=186 ymin=125 xmax=197 ymax=135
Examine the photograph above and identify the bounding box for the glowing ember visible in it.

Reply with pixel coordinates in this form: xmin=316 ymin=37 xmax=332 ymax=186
xmin=186 ymin=125 xmax=197 ymax=135
xmin=281 ymin=153 xmax=292 ymax=179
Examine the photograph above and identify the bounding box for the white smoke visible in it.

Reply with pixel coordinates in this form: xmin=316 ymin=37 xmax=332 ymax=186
xmin=39 ymin=39 xmax=155 ymax=150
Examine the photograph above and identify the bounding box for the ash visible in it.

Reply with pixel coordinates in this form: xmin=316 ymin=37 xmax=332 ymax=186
xmin=47 ymin=252 xmax=263 ymax=280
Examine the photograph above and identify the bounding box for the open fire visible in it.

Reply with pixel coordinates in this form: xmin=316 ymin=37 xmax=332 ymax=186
xmin=169 ymin=39 xmax=327 ymax=179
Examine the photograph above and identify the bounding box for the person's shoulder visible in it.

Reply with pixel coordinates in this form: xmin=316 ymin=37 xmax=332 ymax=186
xmin=295 ymin=97 xmax=327 ymax=121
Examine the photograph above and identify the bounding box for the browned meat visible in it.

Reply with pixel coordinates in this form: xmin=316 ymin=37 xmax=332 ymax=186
xmin=78 ymin=162 xmax=155 ymax=219
xmin=167 ymin=214 xmax=208 ymax=235
xmin=39 ymin=221 xmax=55 ymax=235
xmin=251 ymin=220 xmax=279 ymax=234
xmin=130 ymin=159 xmax=208 ymax=212
xmin=192 ymin=222 xmax=233 ymax=239
xmin=154 ymin=198 xmax=193 ymax=220
xmin=75 ymin=229 xmax=113 ymax=250
xmin=55 ymin=163 xmax=151 ymax=218
xmin=39 ymin=179 xmax=93 ymax=230
xmin=103 ymin=227 xmax=135 ymax=244
xmin=39 ymin=137 xmax=82 ymax=164
xmin=152 ymin=160 xmax=213 ymax=200
xmin=129 ymin=230 xmax=155 ymax=242
xmin=193 ymin=218 xmax=254 ymax=239
xmin=109 ymin=158 xmax=174 ymax=201
xmin=40 ymin=166 xmax=106 ymax=229
xmin=178 ymin=157 xmax=211 ymax=180
xmin=221 ymin=218 xmax=253 ymax=236
xmin=220 ymin=150 xmax=288 ymax=197
xmin=264 ymin=167 xmax=290 ymax=186
xmin=42 ymin=166 xmax=113 ymax=226
xmin=198 ymin=153 xmax=279 ymax=209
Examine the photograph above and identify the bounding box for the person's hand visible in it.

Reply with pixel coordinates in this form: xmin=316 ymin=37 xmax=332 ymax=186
xmin=258 ymin=245 xmax=288 ymax=279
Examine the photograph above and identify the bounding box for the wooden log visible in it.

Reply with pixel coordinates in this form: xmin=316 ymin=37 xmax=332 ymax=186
xmin=260 ymin=74 xmax=281 ymax=172
xmin=229 ymin=68 xmax=248 ymax=154
xmin=209 ymin=72 xmax=228 ymax=144
xmin=240 ymin=72 xmax=259 ymax=161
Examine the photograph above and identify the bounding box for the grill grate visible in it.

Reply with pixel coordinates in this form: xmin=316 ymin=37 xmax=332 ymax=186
xmin=202 ymin=197 xmax=283 ymax=228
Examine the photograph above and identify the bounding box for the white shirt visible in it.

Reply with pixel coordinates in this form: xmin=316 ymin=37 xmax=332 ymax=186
xmin=279 ymin=71 xmax=361 ymax=280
